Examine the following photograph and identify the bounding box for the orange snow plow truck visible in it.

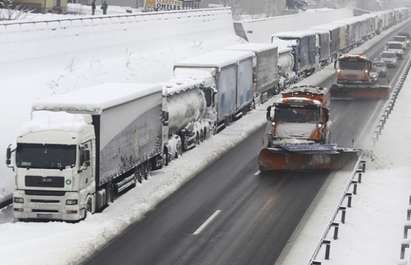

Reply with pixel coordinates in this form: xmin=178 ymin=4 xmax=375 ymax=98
xmin=331 ymin=54 xmax=390 ymax=99
xmin=258 ymin=85 xmax=358 ymax=172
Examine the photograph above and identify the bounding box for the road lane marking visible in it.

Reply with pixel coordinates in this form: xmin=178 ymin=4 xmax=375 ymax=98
xmin=193 ymin=210 xmax=222 ymax=235
xmin=254 ymin=170 xmax=260 ymax=176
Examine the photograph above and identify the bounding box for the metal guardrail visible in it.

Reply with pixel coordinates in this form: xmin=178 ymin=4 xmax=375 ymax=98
xmin=308 ymin=157 xmax=366 ymax=265
xmin=0 ymin=7 xmax=231 ymax=28
xmin=399 ymin=197 xmax=411 ymax=265
xmin=373 ymin=55 xmax=411 ymax=144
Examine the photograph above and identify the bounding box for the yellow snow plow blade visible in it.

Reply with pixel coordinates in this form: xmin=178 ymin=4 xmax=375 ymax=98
xmin=258 ymin=144 xmax=359 ymax=172
xmin=330 ymin=84 xmax=390 ymax=100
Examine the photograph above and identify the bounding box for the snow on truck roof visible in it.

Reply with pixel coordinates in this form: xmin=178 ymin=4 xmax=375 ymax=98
xmin=33 ymin=83 xmax=162 ymax=115
xmin=273 ymin=31 xmax=316 ymax=38
xmin=164 ymin=73 xmax=216 ymax=96
xmin=174 ymin=50 xmax=254 ymax=69
xmin=227 ymin=43 xmax=278 ymax=53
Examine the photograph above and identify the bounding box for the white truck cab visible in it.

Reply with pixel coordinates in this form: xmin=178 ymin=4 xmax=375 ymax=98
xmin=8 ymin=111 xmax=96 ymax=221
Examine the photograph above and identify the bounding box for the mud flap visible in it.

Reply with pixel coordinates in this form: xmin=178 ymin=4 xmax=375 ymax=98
xmin=258 ymin=144 xmax=359 ymax=172
xmin=331 ymin=84 xmax=390 ymax=100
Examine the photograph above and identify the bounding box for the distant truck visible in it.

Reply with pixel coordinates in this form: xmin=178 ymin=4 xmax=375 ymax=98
xmin=174 ymin=50 xmax=255 ymax=131
xmin=392 ymin=35 xmax=410 ymax=48
xmin=381 ymin=50 xmax=399 ymax=67
xmin=386 ymin=41 xmax=405 ymax=59
xmin=331 ymin=54 xmax=389 ymax=99
xmin=272 ymin=31 xmax=318 ymax=77
xmin=227 ymin=43 xmax=280 ymax=103
xmin=6 ymin=83 xmax=165 ymax=221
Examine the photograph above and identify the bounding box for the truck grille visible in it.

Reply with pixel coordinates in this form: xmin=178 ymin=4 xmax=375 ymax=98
xmin=25 ymin=175 xmax=64 ymax=188
xmin=25 ymin=190 xmax=66 ymax=196
xmin=30 ymin=199 xmax=60 ymax=203
xmin=32 ymin=209 xmax=59 ymax=213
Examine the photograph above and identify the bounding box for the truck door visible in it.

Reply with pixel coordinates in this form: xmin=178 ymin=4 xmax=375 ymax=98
xmin=79 ymin=141 xmax=93 ymax=189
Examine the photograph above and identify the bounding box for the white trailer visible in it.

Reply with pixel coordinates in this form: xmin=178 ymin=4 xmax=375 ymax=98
xmin=6 ymin=83 xmax=164 ymax=221
xmin=226 ymin=43 xmax=280 ymax=103
xmin=174 ymin=50 xmax=254 ymax=129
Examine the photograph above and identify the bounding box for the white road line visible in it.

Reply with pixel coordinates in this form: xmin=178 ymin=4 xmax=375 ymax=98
xmin=254 ymin=170 xmax=260 ymax=176
xmin=193 ymin=210 xmax=222 ymax=235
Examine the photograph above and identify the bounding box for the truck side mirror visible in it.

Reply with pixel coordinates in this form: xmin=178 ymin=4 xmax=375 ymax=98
xmin=84 ymin=150 xmax=90 ymax=166
xmin=266 ymin=106 xmax=272 ymax=121
xmin=6 ymin=145 xmax=11 ymax=166
xmin=323 ymin=108 xmax=329 ymax=122
xmin=162 ymin=111 xmax=169 ymax=126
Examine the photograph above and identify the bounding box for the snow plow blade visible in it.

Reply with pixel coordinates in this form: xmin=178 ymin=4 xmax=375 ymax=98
xmin=330 ymin=84 xmax=390 ymax=100
xmin=258 ymin=144 xmax=359 ymax=172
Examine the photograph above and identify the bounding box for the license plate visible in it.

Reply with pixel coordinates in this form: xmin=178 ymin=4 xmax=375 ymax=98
xmin=37 ymin=213 xmax=53 ymax=219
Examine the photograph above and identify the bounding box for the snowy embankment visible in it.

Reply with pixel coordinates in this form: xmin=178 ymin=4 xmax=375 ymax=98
xmin=238 ymin=8 xmax=353 ymax=42
xmin=0 ymin=7 xmax=242 ymax=202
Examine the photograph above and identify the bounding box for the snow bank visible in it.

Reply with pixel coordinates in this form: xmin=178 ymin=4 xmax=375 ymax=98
xmin=0 ymin=7 xmax=242 ymax=200
xmin=238 ymin=8 xmax=353 ymax=42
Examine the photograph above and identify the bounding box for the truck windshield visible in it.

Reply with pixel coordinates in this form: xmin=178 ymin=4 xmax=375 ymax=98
xmin=338 ymin=60 xmax=367 ymax=70
xmin=16 ymin=143 xmax=76 ymax=169
xmin=274 ymin=106 xmax=320 ymax=123
xmin=388 ymin=43 xmax=403 ymax=49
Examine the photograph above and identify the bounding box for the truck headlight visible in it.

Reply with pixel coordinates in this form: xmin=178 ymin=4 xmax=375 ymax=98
xmin=13 ymin=197 xmax=24 ymax=203
xmin=66 ymin=199 xmax=78 ymax=205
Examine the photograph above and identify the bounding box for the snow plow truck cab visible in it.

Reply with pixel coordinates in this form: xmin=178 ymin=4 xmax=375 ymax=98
xmin=259 ymin=85 xmax=358 ymax=173
xmin=331 ymin=54 xmax=389 ymax=99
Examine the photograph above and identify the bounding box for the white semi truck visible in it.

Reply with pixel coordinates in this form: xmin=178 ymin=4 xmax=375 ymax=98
xmin=6 ymin=83 xmax=165 ymax=221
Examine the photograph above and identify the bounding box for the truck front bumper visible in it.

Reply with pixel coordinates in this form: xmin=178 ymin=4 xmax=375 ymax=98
xmin=13 ymin=190 xmax=85 ymax=221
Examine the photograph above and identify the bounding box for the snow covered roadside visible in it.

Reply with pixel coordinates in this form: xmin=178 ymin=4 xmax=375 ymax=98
xmin=0 ymin=105 xmax=268 ymax=265
xmin=321 ymin=58 xmax=411 ymax=265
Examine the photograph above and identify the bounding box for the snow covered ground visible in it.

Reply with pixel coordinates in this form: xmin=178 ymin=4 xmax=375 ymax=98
xmin=0 ymin=7 xmax=242 ymax=202
xmin=239 ymin=8 xmax=353 ymax=42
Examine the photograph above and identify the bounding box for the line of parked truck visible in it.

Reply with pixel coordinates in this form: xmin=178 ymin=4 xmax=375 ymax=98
xmin=270 ymin=7 xmax=409 ymax=80
xmin=5 ymin=7 xmax=409 ymax=221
